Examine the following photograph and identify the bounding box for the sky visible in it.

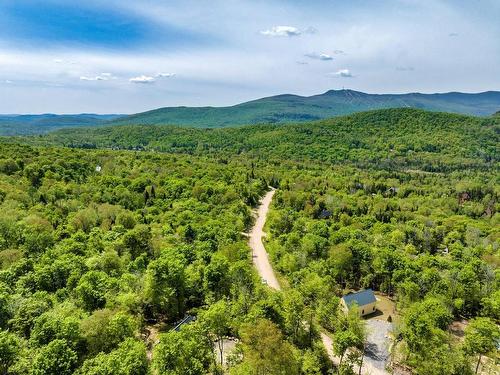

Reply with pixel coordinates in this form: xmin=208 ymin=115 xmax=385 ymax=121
xmin=0 ymin=0 xmax=499 ymax=114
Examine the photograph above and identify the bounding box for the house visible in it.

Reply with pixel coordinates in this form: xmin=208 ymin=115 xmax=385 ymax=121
xmin=340 ymin=289 xmax=377 ymax=316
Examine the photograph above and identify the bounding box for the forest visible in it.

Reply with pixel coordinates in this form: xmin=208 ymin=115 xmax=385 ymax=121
xmin=0 ymin=108 xmax=498 ymax=374
xmin=16 ymin=108 xmax=498 ymax=172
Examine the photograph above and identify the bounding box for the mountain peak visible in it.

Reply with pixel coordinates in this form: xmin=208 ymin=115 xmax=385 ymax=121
xmin=322 ymin=89 xmax=364 ymax=96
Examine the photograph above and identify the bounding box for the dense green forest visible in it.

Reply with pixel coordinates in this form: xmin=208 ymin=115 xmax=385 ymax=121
xmin=106 ymin=89 xmax=500 ymax=127
xmin=0 ymin=108 xmax=498 ymax=374
xmin=19 ymin=109 xmax=498 ymax=172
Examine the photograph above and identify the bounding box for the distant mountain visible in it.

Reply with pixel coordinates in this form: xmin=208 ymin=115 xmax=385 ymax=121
xmin=1 ymin=90 xmax=499 ymax=135
xmin=0 ymin=114 xmax=122 ymax=136
xmin=109 ymin=90 xmax=500 ymax=128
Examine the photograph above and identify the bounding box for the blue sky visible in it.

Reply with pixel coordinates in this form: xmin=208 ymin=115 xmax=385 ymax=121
xmin=0 ymin=0 xmax=499 ymax=113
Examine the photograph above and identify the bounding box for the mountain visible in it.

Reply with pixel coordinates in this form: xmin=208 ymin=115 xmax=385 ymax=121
xmin=1 ymin=90 xmax=499 ymax=135
xmin=19 ymin=108 xmax=500 ymax=172
xmin=0 ymin=114 xmax=122 ymax=136
xmin=108 ymin=89 xmax=500 ymax=128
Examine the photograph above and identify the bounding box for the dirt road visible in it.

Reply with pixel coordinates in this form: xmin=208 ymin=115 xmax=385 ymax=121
xmin=249 ymin=189 xmax=389 ymax=374
xmin=249 ymin=188 xmax=281 ymax=290
xmin=249 ymin=189 xmax=335 ymax=360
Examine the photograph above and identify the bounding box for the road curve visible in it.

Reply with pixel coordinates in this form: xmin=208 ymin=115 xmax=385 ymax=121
xmin=249 ymin=188 xmax=281 ymax=290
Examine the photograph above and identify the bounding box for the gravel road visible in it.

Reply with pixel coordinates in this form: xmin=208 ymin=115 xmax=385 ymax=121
xmin=249 ymin=188 xmax=281 ymax=290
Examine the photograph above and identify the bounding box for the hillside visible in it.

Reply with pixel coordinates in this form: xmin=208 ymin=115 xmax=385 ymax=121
xmin=19 ymin=108 xmax=500 ymax=172
xmin=109 ymin=89 xmax=500 ymax=127
xmin=1 ymin=90 xmax=499 ymax=135
xmin=0 ymin=114 xmax=122 ymax=136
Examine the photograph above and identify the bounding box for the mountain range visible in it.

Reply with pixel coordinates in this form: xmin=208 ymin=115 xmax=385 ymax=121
xmin=1 ymin=89 xmax=499 ymax=135
xmin=0 ymin=114 xmax=121 ymax=136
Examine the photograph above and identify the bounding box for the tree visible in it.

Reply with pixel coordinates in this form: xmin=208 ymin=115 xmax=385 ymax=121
xmin=282 ymin=289 xmax=306 ymax=345
xmin=402 ymin=297 xmax=452 ymax=355
xmin=332 ymin=329 xmax=360 ymax=370
xmin=31 ymin=339 xmax=78 ymax=375
xmin=464 ymin=317 xmax=500 ymax=374
xmin=144 ymin=251 xmax=186 ymax=320
xmin=0 ymin=285 xmax=11 ymax=329
xmin=81 ymin=309 xmax=136 ymax=355
xmin=199 ymin=300 xmax=232 ymax=368
xmin=152 ymin=323 xmax=212 ymax=375
xmin=236 ymin=319 xmax=300 ymax=375
xmin=76 ymin=338 xmax=147 ymax=375
xmin=75 ymin=271 xmax=110 ymax=311
xmin=9 ymin=292 xmax=53 ymax=338
xmin=122 ymin=224 xmax=152 ymax=259
xmin=0 ymin=330 xmax=20 ymax=375
xmin=30 ymin=312 xmax=84 ymax=353
xmin=203 ymin=254 xmax=231 ymax=301
xmin=331 ymin=307 xmax=365 ymax=373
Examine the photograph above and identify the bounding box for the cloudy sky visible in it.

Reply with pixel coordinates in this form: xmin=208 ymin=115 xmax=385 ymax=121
xmin=0 ymin=0 xmax=499 ymax=114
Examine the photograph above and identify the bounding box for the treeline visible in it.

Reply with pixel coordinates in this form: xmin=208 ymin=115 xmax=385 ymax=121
xmin=9 ymin=108 xmax=499 ymax=172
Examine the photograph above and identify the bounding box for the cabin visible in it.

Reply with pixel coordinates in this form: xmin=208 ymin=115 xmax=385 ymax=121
xmin=340 ymin=289 xmax=377 ymax=317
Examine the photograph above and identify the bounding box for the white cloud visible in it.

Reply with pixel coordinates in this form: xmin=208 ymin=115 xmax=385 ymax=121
xmin=129 ymin=75 xmax=156 ymax=84
xmin=331 ymin=69 xmax=353 ymax=78
xmin=156 ymin=72 xmax=176 ymax=78
xmin=304 ymin=52 xmax=333 ymax=61
xmin=260 ymin=26 xmax=301 ymax=37
xmin=333 ymin=50 xmax=345 ymax=55
xmin=53 ymin=59 xmax=63 ymax=63
xmin=80 ymin=73 xmax=115 ymax=81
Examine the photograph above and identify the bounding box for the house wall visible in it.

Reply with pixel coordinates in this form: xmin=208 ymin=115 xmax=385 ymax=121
xmin=339 ymin=300 xmax=377 ymax=316
xmin=359 ymin=302 xmax=376 ymax=316
xmin=340 ymin=299 xmax=349 ymax=315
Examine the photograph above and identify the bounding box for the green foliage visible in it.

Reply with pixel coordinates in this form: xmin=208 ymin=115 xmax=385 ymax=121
xmin=0 ymin=107 xmax=497 ymax=374
xmin=31 ymin=339 xmax=78 ymax=375
xmin=81 ymin=309 xmax=136 ymax=355
xmin=144 ymin=250 xmax=187 ymax=320
xmin=22 ymin=108 xmax=500 ymax=172
xmin=75 ymin=271 xmax=111 ymax=311
xmin=0 ymin=330 xmax=20 ymax=375
xmin=152 ymin=323 xmax=212 ymax=375
xmin=233 ymin=319 xmax=300 ymax=375
xmin=464 ymin=317 xmax=500 ymax=365
xmin=76 ymin=338 xmax=147 ymax=375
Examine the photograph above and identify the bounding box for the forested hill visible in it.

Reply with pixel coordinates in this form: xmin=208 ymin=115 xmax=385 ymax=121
xmin=108 ymin=89 xmax=500 ymax=127
xmin=23 ymin=108 xmax=499 ymax=172
xmin=0 ymin=114 xmax=122 ymax=136
xmin=1 ymin=90 xmax=499 ymax=135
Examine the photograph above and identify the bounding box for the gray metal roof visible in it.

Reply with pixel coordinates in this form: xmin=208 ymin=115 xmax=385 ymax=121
xmin=342 ymin=289 xmax=376 ymax=307
xmin=173 ymin=315 xmax=196 ymax=331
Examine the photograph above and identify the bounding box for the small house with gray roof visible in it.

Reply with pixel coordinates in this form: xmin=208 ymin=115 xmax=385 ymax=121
xmin=340 ymin=289 xmax=377 ymax=316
